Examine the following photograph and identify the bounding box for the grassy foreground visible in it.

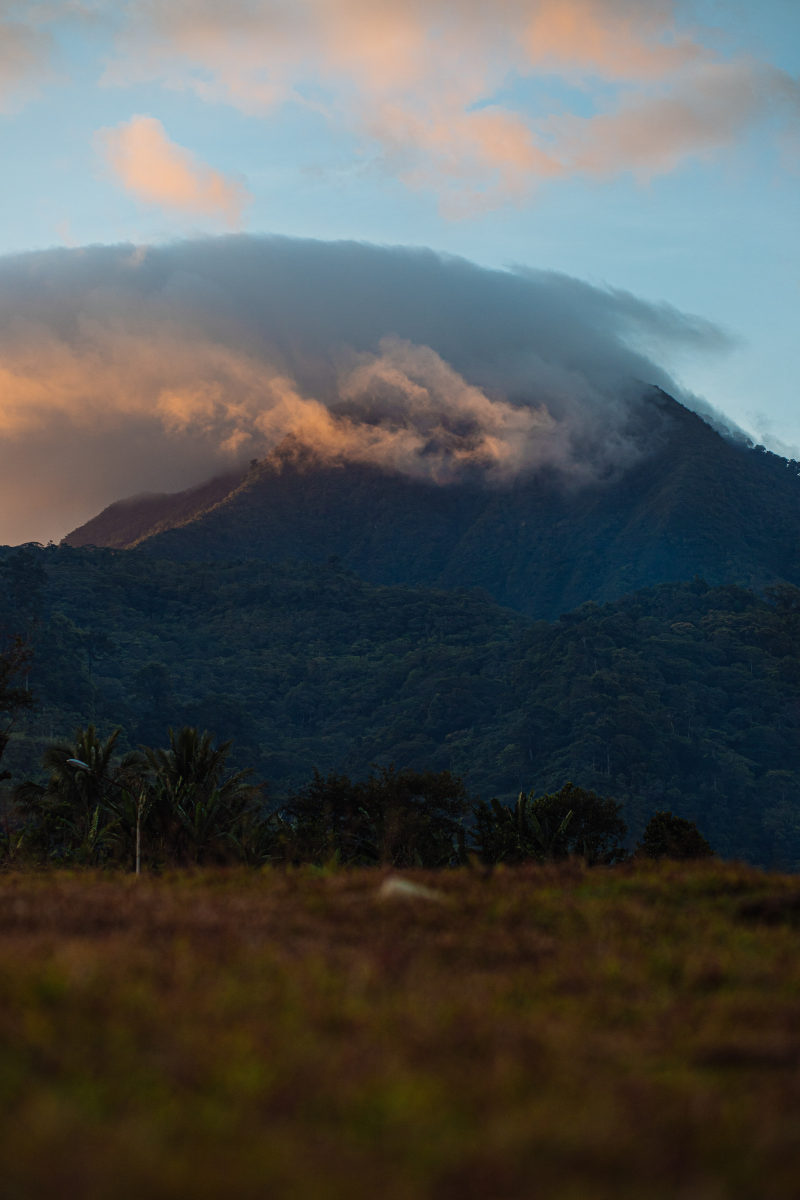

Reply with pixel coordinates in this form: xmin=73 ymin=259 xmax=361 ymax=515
xmin=0 ymin=862 xmax=799 ymax=1199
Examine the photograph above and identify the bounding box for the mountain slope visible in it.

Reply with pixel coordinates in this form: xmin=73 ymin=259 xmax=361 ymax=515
xmin=64 ymin=392 xmax=800 ymax=617
xmin=64 ymin=465 xmax=248 ymax=550
xmin=4 ymin=543 xmax=800 ymax=865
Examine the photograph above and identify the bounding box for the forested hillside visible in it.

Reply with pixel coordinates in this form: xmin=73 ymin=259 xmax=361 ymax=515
xmin=65 ymin=393 xmax=800 ymax=619
xmin=2 ymin=544 xmax=799 ymax=866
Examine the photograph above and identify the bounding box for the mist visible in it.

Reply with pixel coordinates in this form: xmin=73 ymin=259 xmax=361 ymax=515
xmin=0 ymin=234 xmax=733 ymax=545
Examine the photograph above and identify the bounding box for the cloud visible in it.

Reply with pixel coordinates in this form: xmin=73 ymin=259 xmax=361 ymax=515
xmin=103 ymin=0 xmax=698 ymax=100
xmin=333 ymin=337 xmax=572 ymax=482
xmin=0 ymin=235 xmax=735 ymax=545
xmin=97 ymin=115 xmax=250 ymax=226
xmin=0 ymin=7 xmax=56 ymax=111
xmin=365 ymin=103 xmax=563 ymax=217
xmin=523 ymin=0 xmax=704 ymax=81
xmin=2 ymin=2 xmax=794 ymax=213
xmin=97 ymin=0 xmax=799 ymax=212
xmin=551 ymin=59 xmax=800 ymax=178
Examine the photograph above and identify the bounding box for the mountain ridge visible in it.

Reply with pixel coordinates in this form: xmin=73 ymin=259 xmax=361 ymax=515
xmin=63 ymin=390 xmax=800 ymax=619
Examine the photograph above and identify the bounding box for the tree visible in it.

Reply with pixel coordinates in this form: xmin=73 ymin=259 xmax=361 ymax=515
xmin=637 ymin=810 xmax=713 ymax=860
xmin=142 ymin=726 xmax=260 ymax=864
xmin=532 ymin=783 xmax=628 ymax=864
xmin=0 ymin=632 xmax=34 ymax=858
xmin=15 ymin=725 xmax=123 ymax=863
xmin=361 ymin=766 xmax=468 ymax=867
xmin=471 ymin=792 xmax=574 ymax=865
xmin=282 ymin=766 xmax=469 ymax=867
xmin=0 ymin=633 xmax=33 ymax=779
xmin=282 ymin=769 xmax=365 ymax=864
xmin=472 ymin=782 xmax=627 ymax=866
xmin=0 ymin=551 xmax=46 ymax=626
xmin=131 ymin=661 xmax=176 ymax=745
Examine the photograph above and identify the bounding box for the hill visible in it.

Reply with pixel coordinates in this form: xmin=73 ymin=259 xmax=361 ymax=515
xmin=3 ymin=544 xmax=799 ymax=866
xmin=64 ymin=390 xmax=800 ymax=618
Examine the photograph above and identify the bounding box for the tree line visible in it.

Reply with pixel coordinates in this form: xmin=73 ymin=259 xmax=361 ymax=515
xmin=2 ymin=721 xmax=712 ymax=870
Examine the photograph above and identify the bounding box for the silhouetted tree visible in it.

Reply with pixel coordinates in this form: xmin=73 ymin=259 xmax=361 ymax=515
xmin=0 ymin=632 xmax=32 ymax=782
xmin=142 ymin=726 xmax=260 ymax=864
xmin=361 ymin=766 xmax=468 ymax=867
xmin=473 ymin=782 xmax=627 ymax=866
xmin=533 ymin=783 xmax=628 ymax=864
xmin=282 ymin=769 xmax=365 ymax=864
xmin=15 ymin=725 xmax=123 ymax=863
xmin=637 ymin=810 xmax=713 ymax=860
xmin=472 ymin=792 xmax=574 ymax=865
xmin=282 ymin=766 xmax=469 ymax=867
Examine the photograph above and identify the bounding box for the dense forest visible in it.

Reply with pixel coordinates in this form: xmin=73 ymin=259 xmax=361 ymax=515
xmin=1 ymin=542 xmax=798 ymax=867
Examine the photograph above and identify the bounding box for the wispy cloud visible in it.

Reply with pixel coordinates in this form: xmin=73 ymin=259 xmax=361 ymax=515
xmin=0 ymin=235 xmax=733 ymax=544
xmin=0 ymin=2 xmax=796 ymax=214
xmin=550 ymin=59 xmax=800 ymax=178
xmin=97 ymin=115 xmax=250 ymax=226
xmin=523 ymin=0 xmax=705 ymax=80
xmin=0 ymin=3 xmax=57 ymax=111
xmin=96 ymin=0 xmax=799 ymax=212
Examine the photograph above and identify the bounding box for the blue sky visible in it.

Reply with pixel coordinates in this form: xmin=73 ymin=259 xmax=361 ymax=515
xmin=0 ymin=0 xmax=798 ymax=542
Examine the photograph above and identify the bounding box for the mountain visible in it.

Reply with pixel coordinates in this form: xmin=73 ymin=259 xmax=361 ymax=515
xmin=9 ymin=386 xmax=795 ymax=868
xmin=65 ymin=390 xmax=800 ymax=618
xmin=63 ymin=465 xmax=248 ymax=551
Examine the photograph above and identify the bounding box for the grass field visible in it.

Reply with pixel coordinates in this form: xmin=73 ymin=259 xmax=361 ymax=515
xmin=0 ymin=860 xmax=799 ymax=1198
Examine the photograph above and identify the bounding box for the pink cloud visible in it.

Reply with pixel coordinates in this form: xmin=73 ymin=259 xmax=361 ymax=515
xmin=0 ymin=236 xmax=732 ymax=544
xmin=524 ymin=0 xmax=704 ymax=81
xmin=98 ymin=1 xmax=799 ymax=213
xmin=98 ymin=115 xmax=251 ymax=227
xmin=370 ymin=102 xmax=562 ymax=215
xmin=550 ymin=60 xmax=800 ymax=178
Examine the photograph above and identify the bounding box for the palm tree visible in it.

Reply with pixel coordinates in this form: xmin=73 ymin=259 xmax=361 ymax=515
xmin=142 ymin=727 xmax=260 ymax=864
xmin=15 ymin=725 xmax=123 ymax=863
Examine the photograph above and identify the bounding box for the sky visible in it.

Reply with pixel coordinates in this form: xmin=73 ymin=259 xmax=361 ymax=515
xmin=0 ymin=0 xmax=798 ymax=545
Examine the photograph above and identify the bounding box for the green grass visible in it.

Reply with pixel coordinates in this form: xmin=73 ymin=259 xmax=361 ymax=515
xmin=0 ymin=861 xmax=798 ymax=1198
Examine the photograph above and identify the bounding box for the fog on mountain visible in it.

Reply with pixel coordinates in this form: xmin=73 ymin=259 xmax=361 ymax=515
xmin=0 ymin=234 xmax=733 ymax=545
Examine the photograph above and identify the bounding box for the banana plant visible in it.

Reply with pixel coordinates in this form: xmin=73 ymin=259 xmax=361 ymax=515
xmin=472 ymin=792 xmax=573 ymax=865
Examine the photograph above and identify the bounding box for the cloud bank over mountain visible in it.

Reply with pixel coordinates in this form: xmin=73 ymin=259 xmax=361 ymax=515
xmin=0 ymin=234 xmax=733 ymax=545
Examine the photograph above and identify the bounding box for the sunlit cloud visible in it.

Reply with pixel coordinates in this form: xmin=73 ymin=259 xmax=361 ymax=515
xmin=0 ymin=2 xmax=795 ymax=215
xmin=366 ymin=103 xmax=563 ymax=216
xmin=97 ymin=115 xmax=251 ymax=226
xmin=94 ymin=0 xmax=799 ymax=213
xmin=0 ymin=235 xmax=733 ymax=545
xmin=551 ymin=59 xmax=800 ymax=178
xmin=523 ymin=0 xmax=705 ymax=80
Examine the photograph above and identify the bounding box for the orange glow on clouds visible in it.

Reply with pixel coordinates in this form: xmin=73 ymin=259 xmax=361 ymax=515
xmin=0 ymin=236 xmax=733 ymax=544
xmin=96 ymin=0 xmax=799 ymax=215
xmin=98 ymin=115 xmax=250 ymax=227
xmin=550 ymin=59 xmax=789 ymax=177
xmin=524 ymin=0 xmax=703 ymax=80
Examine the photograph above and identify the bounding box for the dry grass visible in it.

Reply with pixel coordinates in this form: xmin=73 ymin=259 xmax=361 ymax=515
xmin=0 ymin=860 xmax=798 ymax=1198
